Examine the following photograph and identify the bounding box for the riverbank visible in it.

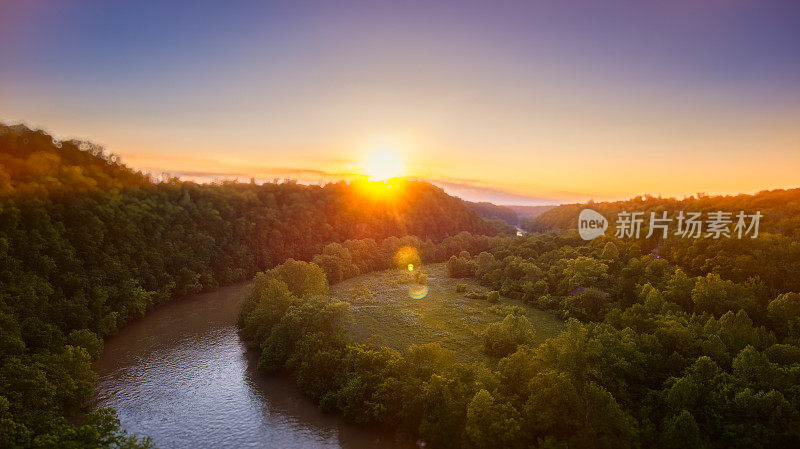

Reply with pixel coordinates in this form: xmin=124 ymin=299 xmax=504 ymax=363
xmin=93 ymin=280 xmax=417 ymax=448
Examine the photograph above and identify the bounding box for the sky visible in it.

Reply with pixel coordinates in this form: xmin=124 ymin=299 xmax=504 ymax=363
xmin=1 ymin=0 xmax=799 ymax=205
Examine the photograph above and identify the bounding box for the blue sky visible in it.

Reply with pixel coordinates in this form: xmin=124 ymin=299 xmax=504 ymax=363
xmin=2 ymin=0 xmax=798 ymax=204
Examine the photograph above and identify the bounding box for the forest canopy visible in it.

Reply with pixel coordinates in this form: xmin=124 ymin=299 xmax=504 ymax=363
xmin=0 ymin=124 xmax=504 ymax=447
xmin=2 ymin=123 xmax=798 ymax=448
xmin=241 ymin=228 xmax=800 ymax=449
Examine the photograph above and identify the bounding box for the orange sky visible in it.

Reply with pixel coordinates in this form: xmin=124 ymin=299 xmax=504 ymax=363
xmin=2 ymin=1 xmax=799 ymax=205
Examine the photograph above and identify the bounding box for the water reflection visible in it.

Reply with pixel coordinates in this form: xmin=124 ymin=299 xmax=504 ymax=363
xmin=93 ymin=282 xmax=414 ymax=449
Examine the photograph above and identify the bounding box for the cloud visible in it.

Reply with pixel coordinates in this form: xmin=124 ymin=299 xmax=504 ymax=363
xmin=124 ymin=153 xmax=363 ymax=183
xmin=424 ymin=179 xmax=562 ymax=206
xmin=123 ymin=153 xmax=571 ymax=205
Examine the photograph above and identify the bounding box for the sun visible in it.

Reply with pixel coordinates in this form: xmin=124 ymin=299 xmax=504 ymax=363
xmin=363 ymin=148 xmax=404 ymax=180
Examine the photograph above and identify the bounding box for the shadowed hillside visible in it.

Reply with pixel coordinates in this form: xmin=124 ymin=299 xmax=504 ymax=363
xmin=465 ymin=201 xmax=520 ymax=226
xmin=0 ymin=123 xmax=503 ymax=447
xmin=523 ymin=191 xmax=800 ymax=238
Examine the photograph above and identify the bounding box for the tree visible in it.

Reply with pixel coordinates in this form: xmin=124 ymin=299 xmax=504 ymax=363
xmin=239 ymin=277 xmax=295 ymax=344
xmin=600 ymin=241 xmax=619 ymax=261
xmin=483 ymin=314 xmax=535 ymax=357
xmin=65 ymin=329 xmax=103 ymax=360
xmin=659 ymin=410 xmax=702 ymax=449
xmin=466 ymin=389 xmax=522 ymax=448
xmin=447 ymin=254 xmax=476 ymax=278
xmin=767 ymin=293 xmax=800 ymax=338
xmin=418 ymin=374 xmax=469 ymax=449
xmin=475 ymin=251 xmax=499 ymax=281
xmin=664 ymin=268 xmax=695 ymax=311
xmin=561 ymin=257 xmax=609 ymax=294
xmin=263 ymin=259 xmax=329 ymax=297
xmin=692 ymin=274 xmax=730 ymax=316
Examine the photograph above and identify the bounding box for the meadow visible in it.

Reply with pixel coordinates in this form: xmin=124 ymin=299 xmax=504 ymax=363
xmin=331 ymin=263 xmax=564 ymax=363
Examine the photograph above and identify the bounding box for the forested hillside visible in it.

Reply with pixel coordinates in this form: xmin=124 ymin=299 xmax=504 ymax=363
xmin=240 ymin=228 xmax=800 ymax=448
xmin=465 ymin=201 xmax=519 ymax=226
xmin=0 ymin=124 xmax=501 ymax=447
xmin=523 ymin=191 xmax=800 ymax=295
xmin=524 ymin=190 xmax=800 ymax=239
xmin=238 ymin=184 xmax=800 ymax=448
xmin=507 ymin=205 xmax=554 ymax=220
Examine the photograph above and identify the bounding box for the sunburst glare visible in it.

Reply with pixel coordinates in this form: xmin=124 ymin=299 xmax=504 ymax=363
xmin=363 ymin=148 xmax=404 ymax=181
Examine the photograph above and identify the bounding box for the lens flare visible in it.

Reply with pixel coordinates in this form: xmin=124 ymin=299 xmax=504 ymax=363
xmin=408 ymin=284 xmax=429 ymax=300
xmin=394 ymin=246 xmax=421 ymax=269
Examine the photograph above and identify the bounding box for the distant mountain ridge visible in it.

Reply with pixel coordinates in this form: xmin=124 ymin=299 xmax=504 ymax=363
xmin=464 ymin=201 xmax=520 ymax=225
xmin=524 ymin=190 xmax=800 ymax=239
xmin=0 ymin=122 xmax=510 ymax=446
xmin=507 ymin=204 xmax=556 ymax=219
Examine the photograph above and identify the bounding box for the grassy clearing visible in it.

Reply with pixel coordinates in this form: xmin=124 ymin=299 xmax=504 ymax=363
xmin=330 ymin=263 xmax=564 ymax=363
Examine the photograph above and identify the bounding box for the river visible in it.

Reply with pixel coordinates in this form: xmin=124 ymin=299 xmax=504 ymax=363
xmin=93 ymin=282 xmax=417 ymax=449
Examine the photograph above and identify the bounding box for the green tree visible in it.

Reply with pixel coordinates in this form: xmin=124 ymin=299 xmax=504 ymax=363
xmin=466 ymin=389 xmax=522 ymax=449
xmin=264 ymin=259 xmax=329 ymax=297
xmin=483 ymin=314 xmax=535 ymax=357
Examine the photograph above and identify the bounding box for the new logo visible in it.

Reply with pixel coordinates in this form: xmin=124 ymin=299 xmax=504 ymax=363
xmin=578 ymin=209 xmax=608 ymax=240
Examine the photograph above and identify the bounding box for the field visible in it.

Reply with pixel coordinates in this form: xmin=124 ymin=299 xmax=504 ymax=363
xmin=330 ymin=263 xmax=564 ymax=363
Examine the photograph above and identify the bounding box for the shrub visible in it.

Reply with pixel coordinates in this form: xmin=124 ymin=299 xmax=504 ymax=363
xmin=488 ymin=304 xmax=524 ymax=316
xmin=482 ymin=314 xmax=534 ymax=357
xmin=66 ymin=329 xmax=104 ymax=360
xmin=447 ymin=254 xmax=477 ymax=278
